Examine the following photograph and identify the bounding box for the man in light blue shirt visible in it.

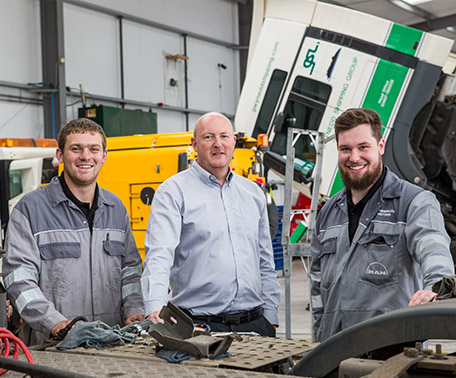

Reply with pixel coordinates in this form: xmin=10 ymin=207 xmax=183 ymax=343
xmin=141 ymin=112 xmax=281 ymax=336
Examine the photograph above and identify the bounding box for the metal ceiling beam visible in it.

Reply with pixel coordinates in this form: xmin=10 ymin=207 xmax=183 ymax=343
xmin=385 ymin=0 xmax=433 ymax=20
xmin=319 ymin=0 xmax=346 ymax=6
xmin=238 ymin=0 xmax=253 ymax=86
xmin=411 ymin=13 xmax=456 ymax=32
xmin=63 ymin=0 xmax=241 ymax=49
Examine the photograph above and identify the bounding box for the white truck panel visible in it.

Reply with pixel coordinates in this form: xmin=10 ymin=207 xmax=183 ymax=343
xmin=264 ymin=0 xmax=316 ymax=24
xmin=417 ymin=32 xmax=455 ymax=67
xmin=235 ymin=18 xmax=306 ymax=133
xmin=0 ymin=147 xmax=56 ymax=160
xmin=312 ymin=2 xmax=392 ymax=47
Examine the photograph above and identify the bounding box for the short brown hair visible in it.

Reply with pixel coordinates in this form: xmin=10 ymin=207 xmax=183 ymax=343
xmin=335 ymin=108 xmax=383 ymax=143
xmin=58 ymin=118 xmax=107 ymax=151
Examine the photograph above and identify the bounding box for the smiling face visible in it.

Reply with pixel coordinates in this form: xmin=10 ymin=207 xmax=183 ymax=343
xmin=337 ymin=123 xmax=385 ymax=198
xmin=191 ymin=113 xmax=236 ymax=184
xmin=56 ymin=131 xmax=107 ymax=192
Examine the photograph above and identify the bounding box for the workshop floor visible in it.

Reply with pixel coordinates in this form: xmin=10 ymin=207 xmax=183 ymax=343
xmin=276 ymin=257 xmax=312 ymax=340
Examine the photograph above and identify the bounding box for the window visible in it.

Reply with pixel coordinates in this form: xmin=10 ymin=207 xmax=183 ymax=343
xmin=9 ymin=170 xmax=22 ymax=200
xmin=252 ymin=69 xmax=287 ymax=138
xmin=271 ymin=76 xmax=331 ymax=160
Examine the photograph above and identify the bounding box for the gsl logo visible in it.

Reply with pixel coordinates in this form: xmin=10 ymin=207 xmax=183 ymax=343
xmin=303 ymin=42 xmax=320 ymax=75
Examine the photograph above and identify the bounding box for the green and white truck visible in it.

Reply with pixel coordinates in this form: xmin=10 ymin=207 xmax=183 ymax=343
xmin=235 ymin=0 xmax=456 ymax=254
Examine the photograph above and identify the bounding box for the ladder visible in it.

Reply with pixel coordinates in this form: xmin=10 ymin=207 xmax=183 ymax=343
xmin=281 ymin=127 xmax=326 ymax=340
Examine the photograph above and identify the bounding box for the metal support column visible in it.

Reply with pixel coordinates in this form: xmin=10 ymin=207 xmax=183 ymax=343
xmin=118 ymin=16 xmax=125 ymax=108
xmin=40 ymin=0 xmax=67 ymax=138
xmin=282 ymin=128 xmax=325 ymax=339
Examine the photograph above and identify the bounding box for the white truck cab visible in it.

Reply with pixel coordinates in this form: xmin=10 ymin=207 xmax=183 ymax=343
xmin=235 ymin=0 xmax=455 ymax=197
xmin=0 ymin=139 xmax=57 ymax=245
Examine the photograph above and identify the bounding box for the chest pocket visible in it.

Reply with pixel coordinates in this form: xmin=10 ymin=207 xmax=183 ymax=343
xmin=103 ymin=240 xmax=125 ymax=292
xmin=39 ymin=242 xmax=81 ymax=296
xmin=40 ymin=242 xmax=81 ymax=260
xmin=358 ymin=233 xmax=399 ymax=287
xmin=103 ymin=240 xmax=126 ymax=257
xmin=318 ymin=238 xmax=337 ymax=289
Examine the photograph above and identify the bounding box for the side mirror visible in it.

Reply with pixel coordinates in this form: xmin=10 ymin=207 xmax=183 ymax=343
xmin=274 ymin=112 xmax=297 ymax=133
xmin=273 ymin=112 xmax=285 ymax=133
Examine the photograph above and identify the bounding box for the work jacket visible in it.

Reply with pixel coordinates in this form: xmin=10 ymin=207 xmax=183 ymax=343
xmin=310 ymin=168 xmax=454 ymax=342
xmin=3 ymin=177 xmax=144 ymax=345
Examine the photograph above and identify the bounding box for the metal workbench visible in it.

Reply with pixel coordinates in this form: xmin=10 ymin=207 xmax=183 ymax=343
xmin=8 ymin=335 xmax=316 ymax=377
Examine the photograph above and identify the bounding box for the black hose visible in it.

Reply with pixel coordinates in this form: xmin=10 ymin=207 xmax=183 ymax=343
xmin=0 ymin=356 xmax=93 ymax=378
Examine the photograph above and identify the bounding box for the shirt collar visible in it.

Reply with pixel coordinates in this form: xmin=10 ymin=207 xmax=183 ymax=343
xmin=191 ymin=160 xmax=233 ymax=186
xmin=59 ymin=171 xmax=99 ymax=210
xmin=47 ymin=173 xmax=114 ymax=208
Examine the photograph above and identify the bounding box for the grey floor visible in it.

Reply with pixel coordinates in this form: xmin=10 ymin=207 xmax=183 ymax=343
xmin=276 ymin=257 xmax=313 ymax=340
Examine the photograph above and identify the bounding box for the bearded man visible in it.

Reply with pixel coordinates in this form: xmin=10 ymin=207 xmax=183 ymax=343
xmin=310 ymin=108 xmax=454 ymax=342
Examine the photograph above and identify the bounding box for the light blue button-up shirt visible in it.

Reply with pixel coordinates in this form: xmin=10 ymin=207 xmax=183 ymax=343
xmin=141 ymin=161 xmax=281 ymax=325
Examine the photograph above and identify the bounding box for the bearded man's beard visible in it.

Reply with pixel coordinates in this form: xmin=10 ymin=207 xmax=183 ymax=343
xmin=339 ymin=157 xmax=383 ymax=191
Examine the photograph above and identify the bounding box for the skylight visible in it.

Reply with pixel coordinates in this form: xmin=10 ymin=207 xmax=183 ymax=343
xmin=402 ymin=0 xmax=433 ymax=5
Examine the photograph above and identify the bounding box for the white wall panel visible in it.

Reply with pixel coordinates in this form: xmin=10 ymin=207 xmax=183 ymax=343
xmin=84 ymin=0 xmax=238 ymax=43
xmin=187 ymin=38 xmax=239 ymax=115
xmin=64 ymin=3 xmax=120 ymax=97
xmin=0 ymin=0 xmax=43 ymax=137
xmin=122 ymin=21 xmax=184 ymax=108
xmin=154 ymin=109 xmax=187 ymax=133
xmin=0 ymin=0 xmax=240 ymax=136
xmin=0 ymin=0 xmax=42 ymax=83
xmin=0 ymin=103 xmax=43 ymax=138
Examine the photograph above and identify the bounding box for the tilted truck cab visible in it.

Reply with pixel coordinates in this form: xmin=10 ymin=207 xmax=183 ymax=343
xmin=235 ymin=0 xmax=456 ymax=255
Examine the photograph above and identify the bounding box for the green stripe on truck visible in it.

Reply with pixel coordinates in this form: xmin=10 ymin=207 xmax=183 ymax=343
xmin=386 ymin=23 xmax=423 ymax=56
